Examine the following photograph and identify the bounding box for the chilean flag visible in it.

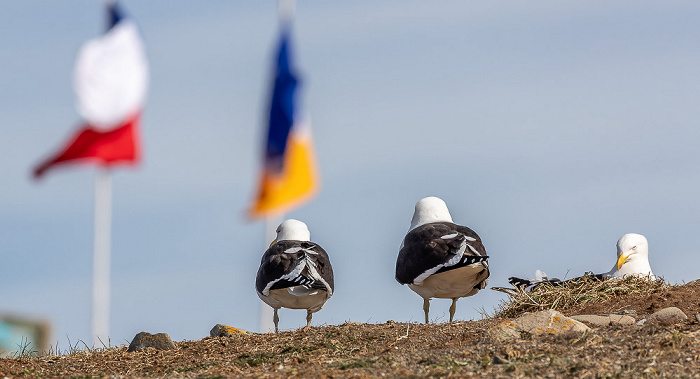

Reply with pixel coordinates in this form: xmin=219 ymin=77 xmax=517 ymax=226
xmin=249 ymin=24 xmax=319 ymax=218
xmin=33 ymin=1 xmax=148 ymax=179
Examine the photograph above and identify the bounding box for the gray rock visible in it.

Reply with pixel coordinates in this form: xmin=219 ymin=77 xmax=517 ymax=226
xmin=487 ymin=310 xmax=590 ymax=340
xmin=492 ymin=356 xmax=511 ymax=365
xmin=127 ymin=332 xmax=176 ymax=352
xmin=210 ymin=324 xmax=250 ymax=337
xmin=645 ymin=307 xmax=688 ymax=325
xmin=570 ymin=314 xmax=636 ymax=327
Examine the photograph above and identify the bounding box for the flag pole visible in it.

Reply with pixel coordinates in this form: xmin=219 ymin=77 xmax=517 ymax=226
xmin=256 ymin=0 xmax=298 ymax=334
xmin=92 ymin=168 xmax=112 ymax=347
xmin=278 ymin=0 xmax=295 ymax=22
xmin=259 ymin=215 xmax=282 ymax=333
xmin=256 ymin=0 xmax=295 ymax=334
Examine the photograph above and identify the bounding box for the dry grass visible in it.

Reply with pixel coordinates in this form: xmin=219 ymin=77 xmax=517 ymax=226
xmin=3 ymin=318 xmax=700 ymax=378
xmin=3 ymin=279 xmax=700 ymax=378
xmin=494 ymin=274 xmax=669 ymax=318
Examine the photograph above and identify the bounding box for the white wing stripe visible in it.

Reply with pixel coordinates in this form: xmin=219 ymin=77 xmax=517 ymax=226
xmin=262 ymin=260 xmax=305 ymax=296
xmin=466 ymin=243 xmax=480 ymax=255
xmin=413 ymin=240 xmax=467 ymax=285
xmin=262 ymin=249 xmax=328 ymax=296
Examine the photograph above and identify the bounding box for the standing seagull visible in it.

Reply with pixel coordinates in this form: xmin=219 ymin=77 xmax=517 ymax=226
xmin=507 ymin=233 xmax=655 ymax=291
xmin=396 ymin=197 xmax=490 ymax=324
xmin=256 ymin=219 xmax=334 ymax=333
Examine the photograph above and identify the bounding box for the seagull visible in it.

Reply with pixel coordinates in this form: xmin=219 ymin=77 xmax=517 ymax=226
xmin=255 ymin=219 xmax=334 ymax=333
xmin=611 ymin=233 xmax=655 ymax=279
xmin=507 ymin=233 xmax=655 ymax=291
xmin=395 ymin=196 xmax=490 ymax=324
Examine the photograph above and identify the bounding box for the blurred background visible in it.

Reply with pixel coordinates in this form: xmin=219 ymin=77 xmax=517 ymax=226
xmin=2 ymin=0 xmax=700 ymax=351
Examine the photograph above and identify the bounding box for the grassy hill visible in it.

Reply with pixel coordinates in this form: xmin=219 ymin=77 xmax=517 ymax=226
xmin=2 ymin=279 xmax=699 ymax=378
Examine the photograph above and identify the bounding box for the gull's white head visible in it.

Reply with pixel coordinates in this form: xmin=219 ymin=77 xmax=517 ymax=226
xmin=613 ymin=233 xmax=654 ymax=278
xmin=274 ymin=219 xmax=311 ymax=244
xmin=409 ymin=196 xmax=454 ymax=231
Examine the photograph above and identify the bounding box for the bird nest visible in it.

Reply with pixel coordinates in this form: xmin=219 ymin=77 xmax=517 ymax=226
xmin=493 ymin=274 xmax=668 ymax=318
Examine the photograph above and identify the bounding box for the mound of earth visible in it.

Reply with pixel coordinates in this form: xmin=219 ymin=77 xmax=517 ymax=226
xmin=564 ymin=279 xmax=700 ymax=318
xmin=1 ymin=281 xmax=699 ymax=378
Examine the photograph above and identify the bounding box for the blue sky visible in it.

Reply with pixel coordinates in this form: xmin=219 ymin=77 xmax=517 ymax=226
xmin=2 ymin=0 xmax=700 ymax=348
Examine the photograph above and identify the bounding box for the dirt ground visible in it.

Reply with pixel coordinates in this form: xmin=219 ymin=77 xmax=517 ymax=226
xmin=2 ymin=280 xmax=700 ymax=378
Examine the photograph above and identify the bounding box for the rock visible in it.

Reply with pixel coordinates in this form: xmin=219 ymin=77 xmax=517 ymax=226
xmin=695 ymin=313 xmax=700 ymax=323
xmin=210 ymin=324 xmax=250 ymax=337
xmin=644 ymin=307 xmax=688 ymax=325
xmin=487 ymin=310 xmax=589 ymax=340
xmin=492 ymin=356 xmax=511 ymax=365
xmin=570 ymin=314 xmax=636 ymax=327
xmin=614 ymin=310 xmax=637 ymax=316
xmin=127 ymin=332 xmax=176 ymax=352
xmin=487 ymin=321 xmax=520 ymax=339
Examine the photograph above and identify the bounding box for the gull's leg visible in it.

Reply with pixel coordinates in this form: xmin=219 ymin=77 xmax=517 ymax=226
xmin=306 ymin=309 xmax=313 ymax=328
xmin=273 ymin=308 xmax=280 ymax=333
xmin=449 ymin=298 xmax=458 ymax=322
xmin=423 ymin=298 xmax=430 ymax=324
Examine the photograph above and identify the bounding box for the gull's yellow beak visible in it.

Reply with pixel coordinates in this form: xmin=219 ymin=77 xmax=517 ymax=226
xmin=617 ymin=253 xmax=629 ymax=270
xmin=269 ymin=238 xmax=278 ymax=248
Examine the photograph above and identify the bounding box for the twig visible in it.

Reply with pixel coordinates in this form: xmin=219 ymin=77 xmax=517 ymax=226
xmin=396 ymin=324 xmax=410 ymax=341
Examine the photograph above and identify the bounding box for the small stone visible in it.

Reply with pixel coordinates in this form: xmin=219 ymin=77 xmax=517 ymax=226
xmin=645 ymin=307 xmax=688 ymax=325
xmin=127 ymin=332 xmax=176 ymax=352
xmin=695 ymin=313 xmax=700 ymax=323
xmin=210 ymin=324 xmax=249 ymax=337
xmin=492 ymin=356 xmax=511 ymax=365
xmin=570 ymin=314 xmax=636 ymax=327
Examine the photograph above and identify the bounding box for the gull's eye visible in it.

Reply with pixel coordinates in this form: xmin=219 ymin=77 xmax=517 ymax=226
xmin=632 ymin=245 xmax=637 ymax=250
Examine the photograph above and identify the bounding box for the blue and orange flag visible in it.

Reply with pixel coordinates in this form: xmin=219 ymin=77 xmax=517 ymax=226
xmin=249 ymin=24 xmax=319 ymax=218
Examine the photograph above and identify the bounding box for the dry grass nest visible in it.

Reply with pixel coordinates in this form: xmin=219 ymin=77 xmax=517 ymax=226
xmin=493 ymin=274 xmax=668 ymax=318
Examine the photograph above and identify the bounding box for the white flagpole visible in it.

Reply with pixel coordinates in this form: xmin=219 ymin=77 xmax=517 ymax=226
xmin=92 ymin=168 xmax=112 ymax=346
xmin=278 ymin=0 xmax=295 ymax=22
xmin=258 ymin=0 xmax=295 ymax=334
xmin=260 ymin=215 xmax=282 ymax=333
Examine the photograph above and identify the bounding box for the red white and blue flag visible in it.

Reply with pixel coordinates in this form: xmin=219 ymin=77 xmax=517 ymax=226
xmin=249 ymin=24 xmax=319 ymax=218
xmin=34 ymin=1 xmax=148 ymax=178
